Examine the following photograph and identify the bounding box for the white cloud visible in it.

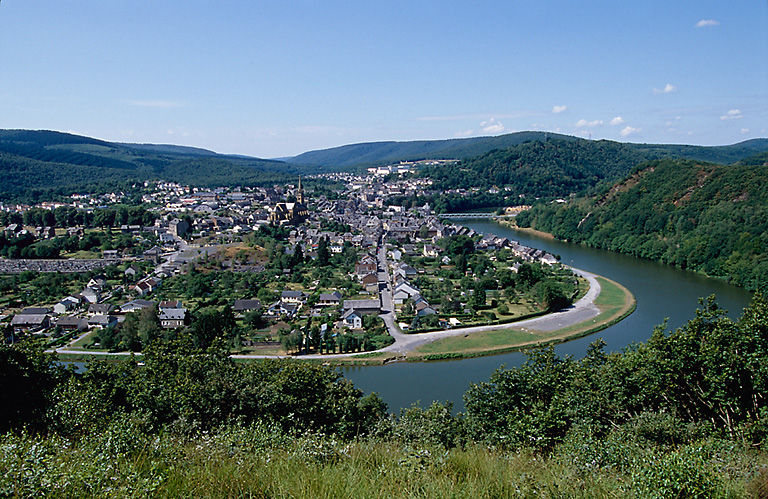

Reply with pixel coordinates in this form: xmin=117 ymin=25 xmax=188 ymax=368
xmin=720 ymin=109 xmax=743 ymax=120
xmin=480 ymin=117 xmax=505 ymax=134
xmin=740 ymin=128 xmax=750 ymax=135
xmin=552 ymin=105 xmax=567 ymax=114
xmin=129 ymin=100 xmax=185 ymax=108
xmin=653 ymin=83 xmax=677 ymax=94
xmin=610 ymin=116 xmax=625 ymax=126
xmin=620 ymin=126 xmax=640 ymax=137
xmin=696 ymin=19 xmax=720 ymax=28
xmin=575 ymin=119 xmax=603 ymax=128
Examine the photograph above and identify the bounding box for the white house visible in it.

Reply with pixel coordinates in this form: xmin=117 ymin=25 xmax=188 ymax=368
xmin=80 ymin=287 xmax=100 ymax=304
xmin=53 ymin=296 xmax=80 ymax=315
xmin=342 ymin=309 xmax=362 ymax=329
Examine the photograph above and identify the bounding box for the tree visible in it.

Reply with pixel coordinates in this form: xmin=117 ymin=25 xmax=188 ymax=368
xmin=280 ymin=330 xmax=302 ymax=353
xmin=534 ymin=280 xmax=571 ymax=312
xmin=0 ymin=339 xmax=68 ymax=432
xmin=317 ymin=236 xmax=330 ymax=266
xmin=191 ymin=306 xmax=236 ymax=350
xmin=290 ymin=244 xmax=305 ymax=267
xmin=471 ymin=284 xmax=486 ymax=309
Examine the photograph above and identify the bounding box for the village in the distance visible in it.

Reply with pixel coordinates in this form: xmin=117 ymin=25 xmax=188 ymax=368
xmin=1 ymin=161 xmax=573 ymax=359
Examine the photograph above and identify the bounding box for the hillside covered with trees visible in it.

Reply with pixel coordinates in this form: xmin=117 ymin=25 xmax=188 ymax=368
xmin=2 ymin=296 xmax=768 ymax=495
xmin=288 ymin=131 xmax=768 ymax=169
xmin=420 ymin=137 xmax=768 ymax=200
xmin=0 ymin=130 xmax=303 ymax=201
xmin=516 ymin=158 xmax=768 ymax=291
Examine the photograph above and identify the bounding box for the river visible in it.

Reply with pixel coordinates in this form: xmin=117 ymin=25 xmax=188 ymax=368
xmin=343 ymin=219 xmax=753 ymax=413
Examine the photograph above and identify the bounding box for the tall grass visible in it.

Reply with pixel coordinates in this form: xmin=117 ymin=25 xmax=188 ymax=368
xmin=2 ymin=425 xmax=765 ymax=497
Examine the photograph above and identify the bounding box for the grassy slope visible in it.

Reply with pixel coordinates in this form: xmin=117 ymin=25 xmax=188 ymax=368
xmin=3 ymin=428 xmax=765 ymax=497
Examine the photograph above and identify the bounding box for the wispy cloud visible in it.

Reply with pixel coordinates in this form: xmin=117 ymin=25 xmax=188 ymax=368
xmin=128 ymin=99 xmax=185 ymax=108
xmin=720 ymin=109 xmax=743 ymax=120
xmin=740 ymin=128 xmax=750 ymax=135
xmin=480 ymin=117 xmax=505 ymax=134
xmin=552 ymin=105 xmax=567 ymax=114
xmin=575 ymin=119 xmax=603 ymax=128
xmin=609 ymin=116 xmax=625 ymax=126
xmin=696 ymin=19 xmax=719 ymax=28
xmin=620 ymin=126 xmax=640 ymax=137
xmin=653 ymin=83 xmax=677 ymax=95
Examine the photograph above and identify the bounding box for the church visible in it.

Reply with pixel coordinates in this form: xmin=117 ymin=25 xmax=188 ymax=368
xmin=268 ymin=177 xmax=309 ymax=225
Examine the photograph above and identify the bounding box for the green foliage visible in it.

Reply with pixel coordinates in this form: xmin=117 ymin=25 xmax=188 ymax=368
xmin=191 ymin=306 xmax=236 ymax=349
xmin=464 ymin=295 xmax=768 ymax=451
xmin=0 ymin=130 xmax=307 ymax=201
xmin=99 ymin=307 xmax=163 ymax=352
xmin=533 ymin=280 xmax=572 ymax=311
xmin=518 ymin=159 xmax=768 ymax=291
xmin=632 ymin=444 xmax=722 ymax=498
xmin=0 ymin=339 xmax=68 ymax=432
xmin=288 ymin=131 xmax=768 ymax=168
xmin=4 ymin=293 xmax=768 ymax=495
xmin=424 ymin=139 xmax=652 ymax=198
xmin=378 ymin=402 xmax=465 ymax=449
xmin=49 ymin=338 xmax=386 ymax=439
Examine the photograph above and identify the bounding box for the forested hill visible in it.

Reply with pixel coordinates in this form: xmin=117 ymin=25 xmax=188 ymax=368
xmin=288 ymin=131 xmax=578 ymax=167
xmin=516 ymin=158 xmax=768 ymax=291
xmin=0 ymin=129 xmax=300 ymax=201
xmin=288 ymin=132 xmax=768 ymax=169
xmin=422 ymin=139 xmax=648 ymax=197
xmin=420 ymin=137 xmax=768 ymax=199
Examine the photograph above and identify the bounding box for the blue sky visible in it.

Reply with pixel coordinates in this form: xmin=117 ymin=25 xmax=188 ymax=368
xmin=1 ymin=1 xmax=766 ymax=158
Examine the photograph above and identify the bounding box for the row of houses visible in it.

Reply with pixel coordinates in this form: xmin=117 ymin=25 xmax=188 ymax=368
xmin=477 ymin=234 xmax=558 ymax=265
xmin=10 ymin=299 xmax=193 ymax=336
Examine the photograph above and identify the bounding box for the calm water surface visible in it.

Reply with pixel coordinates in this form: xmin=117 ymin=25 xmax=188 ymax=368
xmin=343 ymin=220 xmax=752 ymax=412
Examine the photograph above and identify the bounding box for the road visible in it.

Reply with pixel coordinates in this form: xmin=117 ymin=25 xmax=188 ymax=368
xmin=234 ymin=246 xmax=603 ymax=360
xmin=55 ymin=242 xmax=604 ymax=361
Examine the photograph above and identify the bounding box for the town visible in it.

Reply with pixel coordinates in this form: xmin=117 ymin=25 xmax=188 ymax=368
xmin=1 ymin=166 xmax=576 ymax=358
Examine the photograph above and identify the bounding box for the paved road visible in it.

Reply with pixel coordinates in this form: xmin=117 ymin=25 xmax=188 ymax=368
xmin=378 ymin=267 xmax=601 ymax=353
xmin=233 ymin=249 xmax=603 ymax=360
xmin=55 ymin=244 xmax=604 ymax=361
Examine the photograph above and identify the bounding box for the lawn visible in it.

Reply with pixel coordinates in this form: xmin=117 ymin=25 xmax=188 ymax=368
xmin=415 ymin=329 xmax=537 ymax=355
xmin=411 ymin=275 xmax=635 ymax=358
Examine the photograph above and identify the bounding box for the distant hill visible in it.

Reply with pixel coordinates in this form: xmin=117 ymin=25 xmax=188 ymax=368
xmin=419 ymin=136 xmax=768 ymax=199
xmin=287 ymin=132 xmax=768 ymax=168
xmin=288 ymin=132 xmax=578 ymax=167
xmin=114 ymin=142 xmax=219 ymax=156
xmin=516 ymin=158 xmax=768 ymax=291
xmin=3 ymin=128 xmax=767 ymax=203
xmin=0 ymin=129 xmax=300 ymax=201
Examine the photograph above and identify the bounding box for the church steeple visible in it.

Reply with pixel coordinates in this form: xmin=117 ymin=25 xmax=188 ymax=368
xmin=297 ymin=175 xmax=305 ymax=205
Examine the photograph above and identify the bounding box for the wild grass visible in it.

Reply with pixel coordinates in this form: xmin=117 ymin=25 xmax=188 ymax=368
xmin=2 ymin=428 xmax=764 ymax=498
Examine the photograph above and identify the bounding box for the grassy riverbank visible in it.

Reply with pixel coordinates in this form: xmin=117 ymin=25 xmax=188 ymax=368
xmin=409 ymin=276 xmax=634 ymax=361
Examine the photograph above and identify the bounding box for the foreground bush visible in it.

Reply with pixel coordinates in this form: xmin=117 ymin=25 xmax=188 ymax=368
xmin=2 ymin=295 xmax=768 ymax=496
